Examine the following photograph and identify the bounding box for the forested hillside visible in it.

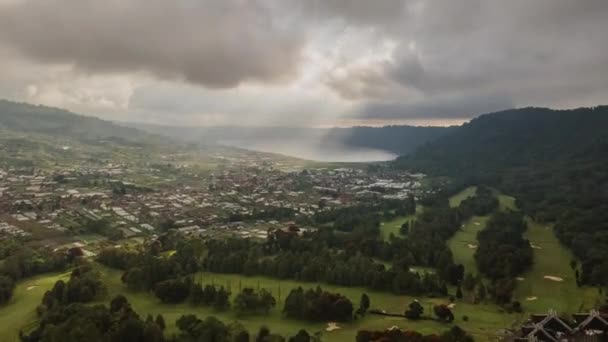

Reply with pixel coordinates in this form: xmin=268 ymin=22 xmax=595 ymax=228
xmin=325 ymin=125 xmax=454 ymax=155
xmin=396 ymin=106 xmax=608 ymax=285
xmin=0 ymin=100 xmax=161 ymax=145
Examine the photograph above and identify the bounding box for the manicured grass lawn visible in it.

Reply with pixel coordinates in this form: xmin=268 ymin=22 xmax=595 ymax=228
xmin=379 ymin=206 xmax=424 ymax=242
xmin=448 ymin=216 xmax=489 ymax=276
xmin=449 ymin=186 xmax=477 ymax=208
xmin=0 ymin=271 xmax=71 ymax=342
xmin=513 ymin=219 xmax=602 ymax=314
xmin=0 ymin=264 xmax=521 ymax=341
xmin=496 ymin=192 xmax=517 ymax=211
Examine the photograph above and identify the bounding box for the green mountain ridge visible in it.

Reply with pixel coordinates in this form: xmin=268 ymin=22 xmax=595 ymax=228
xmin=0 ymin=100 xmax=163 ymax=145
xmin=396 ymin=105 xmax=608 ymax=286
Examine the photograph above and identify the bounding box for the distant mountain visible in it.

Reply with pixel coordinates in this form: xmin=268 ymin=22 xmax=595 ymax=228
xmin=130 ymin=123 xmax=453 ymax=156
xmin=0 ymin=100 xmax=162 ymax=145
xmin=396 ymin=106 xmax=608 ymax=176
xmin=397 ymin=106 xmax=608 ymax=285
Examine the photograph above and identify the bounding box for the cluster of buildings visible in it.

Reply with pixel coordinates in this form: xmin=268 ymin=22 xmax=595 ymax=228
xmin=0 ymin=153 xmax=432 ymax=256
xmin=512 ymin=310 xmax=608 ymax=342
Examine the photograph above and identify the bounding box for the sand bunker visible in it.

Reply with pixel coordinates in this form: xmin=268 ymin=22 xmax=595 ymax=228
xmin=467 ymin=244 xmax=478 ymax=249
xmin=544 ymin=275 xmax=564 ymax=282
xmin=526 ymin=296 xmax=538 ymax=301
xmin=27 ymin=285 xmax=39 ymax=291
xmin=474 ymin=222 xmax=481 ymax=226
xmin=516 ymin=277 xmax=525 ymax=281
xmin=326 ymin=322 xmax=341 ymax=332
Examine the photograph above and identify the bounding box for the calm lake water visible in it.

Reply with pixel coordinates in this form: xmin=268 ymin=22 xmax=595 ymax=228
xmin=221 ymin=140 xmax=397 ymax=162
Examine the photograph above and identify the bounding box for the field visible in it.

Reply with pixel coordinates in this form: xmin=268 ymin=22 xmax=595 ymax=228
xmin=0 ymin=271 xmax=71 ymax=342
xmin=379 ymin=206 xmax=424 ymax=241
xmin=448 ymin=216 xmax=489 ymax=276
xmin=446 ymin=188 xmax=601 ymax=316
xmin=448 ymin=191 xmax=518 ymax=276
xmin=0 ymin=187 xmax=602 ymax=341
xmin=512 ymin=219 xmax=601 ymax=314
xmin=0 ymin=264 xmax=521 ymax=341
xmin=449 ymin=186 xmax=477 ymax=208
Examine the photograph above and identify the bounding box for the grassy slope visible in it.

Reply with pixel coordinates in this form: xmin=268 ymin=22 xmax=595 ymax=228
xmin=0 ymin=265 xmax=519 ymax=341
xmin=0 ymin=272 xmax=71 ymax=342
xmin=379 ymin=206 xmax=424 ymax=242
xmin=448 ymin=189 xmax=518 ymax=276
xmin=447 ymin=187 xmax=601 ymax=315
xmin=448 ymin=216 xmax=489 ymax=276
xmin=513 ymin=219 xmax=601 ymax=314
xmin=448 ymin=186 xmax=477 ymax=208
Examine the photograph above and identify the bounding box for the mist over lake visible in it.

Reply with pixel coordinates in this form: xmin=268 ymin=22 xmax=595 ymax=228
xmin=220 ymin=139 xmax=397 ymax=162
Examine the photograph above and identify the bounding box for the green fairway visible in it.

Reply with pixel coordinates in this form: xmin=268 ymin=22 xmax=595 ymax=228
xmin=448 ymin=216 xmax=489 ymax=276
xmin=449 ymin=186 xmax=477 ymax=208
xmin=0 ymin=263 xmax=527 ymax=341
xmin=379 ymin=206 xmax=424 ymax=241
xmin=496 ymin=192 xmax=517 ymax=211
xmin=512 ymin=219 xmax=602 ymax=314
xmin=0 ymin=271 xmax=71 ymax=342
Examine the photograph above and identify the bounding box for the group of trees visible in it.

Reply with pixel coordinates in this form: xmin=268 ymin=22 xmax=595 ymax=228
xmin=233 ymin=288 xmax=276 ymax=315
xmin=23 ymin=295 xmax=168 ymax=342
xmin=356 ymin=326 xmax=473 ymax=342
xmin=0 ymin=245 xmax=71 ymax=305
xmin=154 ymin=277 xmax=193 ymax=304
xmin=190 ymin=283 xmax=231 ymax=310
xmin=283 ymin=286 xmax=354 ymax=322
xmin=475 ymin=211 xmax=533 ymax=280
xmin=205 ymin=239 xmax=449 ymax=297
xmin=38 ymin=265 xmax=106 ymax=313
xmin=403 ymin=300 xmax=454 ymax=323
xmin=473 ymin=211 xmax=532 ymax=305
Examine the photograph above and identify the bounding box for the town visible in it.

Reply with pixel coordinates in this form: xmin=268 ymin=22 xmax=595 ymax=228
xmin=0 ymin=150 xmax=431 ymax=261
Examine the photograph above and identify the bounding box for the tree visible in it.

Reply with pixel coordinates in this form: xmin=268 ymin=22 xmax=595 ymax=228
xmin=476 ymin=282 xmax=487 ymax=302
xmin=289 ymin=329 xmax=311 ymax=342
xmin=456 ymin=286 xmax=463 ymax=300
xmin=405 ymin=300 xmax=424 ymax=320
xmin=256 ymin=326 xmax=271 ymax=342
xmin=0 ymin=275 xmax=16 ymax=305
xmin=154 ymin=278 xmax=191 ymax=303
xmin=433 ymin=304 xmax=454 ymax=323
xmin=462 ymin=273 xmax=476 ymax=292
xmin=440 ymin=326 xmax=474 ymax=342
xmin=155 ymin=314 xmax=166 ymax=331
xmin=259 ymin=289 xmax=277 ymax=313
xmin=214 ymin=286 xmax=231 ymax=310
xmin=357 ymin=293 xmax=370 ymax=317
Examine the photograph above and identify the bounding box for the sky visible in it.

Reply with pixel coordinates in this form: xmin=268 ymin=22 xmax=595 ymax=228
xmin=0 ymin=0 xmax=607 ymax=127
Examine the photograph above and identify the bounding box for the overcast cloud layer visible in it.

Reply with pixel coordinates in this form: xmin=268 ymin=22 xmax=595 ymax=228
xmin=0 ymin=0 xmax=607 ymax=126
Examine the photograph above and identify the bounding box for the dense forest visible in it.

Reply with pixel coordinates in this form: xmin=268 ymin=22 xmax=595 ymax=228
xmin=396 ymin=106 xmax=608 ymax=286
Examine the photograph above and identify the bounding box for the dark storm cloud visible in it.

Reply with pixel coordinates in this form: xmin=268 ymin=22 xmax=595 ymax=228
xmin=0 ymin=0 xmax=302 ymax=88
xmin=321 ymin=0 xmax=608 ymax=120
xmin=1 ymin=0 xmax=608 ymax=124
